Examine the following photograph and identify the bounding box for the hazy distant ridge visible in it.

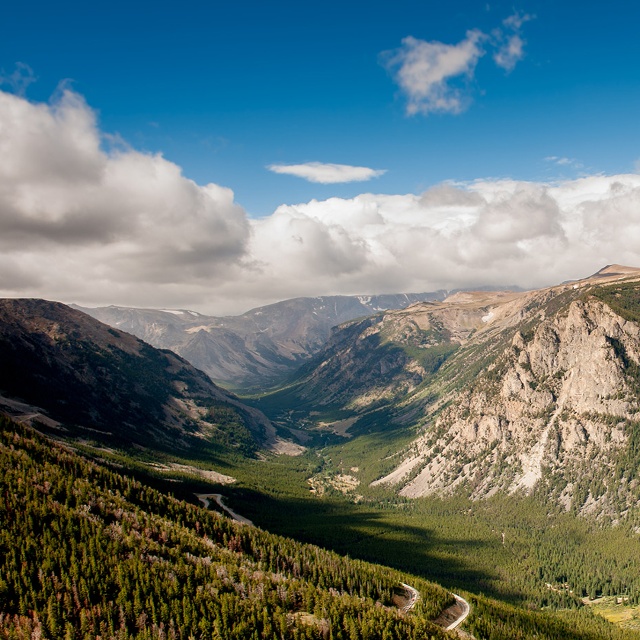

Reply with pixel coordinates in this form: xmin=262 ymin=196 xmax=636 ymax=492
xmin=74 ymin=292 xmax=447 ymax=389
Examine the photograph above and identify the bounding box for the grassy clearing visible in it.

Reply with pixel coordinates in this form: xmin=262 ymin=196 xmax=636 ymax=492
xmin=588 ymin=598 xmax=640 ymax=630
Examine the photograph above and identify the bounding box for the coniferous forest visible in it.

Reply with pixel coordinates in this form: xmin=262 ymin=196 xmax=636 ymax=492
xmin=0 ymin=416 xmax=454 ymax=640
xmin=3 ymin=415 xmax=640 ymax=639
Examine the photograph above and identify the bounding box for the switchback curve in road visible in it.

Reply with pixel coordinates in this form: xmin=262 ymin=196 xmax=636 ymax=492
xmin=445 ymin=593 xmax=471 ymax=631
xmin=195 ymin=493 xmax=254 ymax=526
xmin=399 ymin=582 xmax=419 ymax=612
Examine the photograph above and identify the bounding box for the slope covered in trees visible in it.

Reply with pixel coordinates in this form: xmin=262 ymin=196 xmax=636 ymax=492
xmin=0 ymin=417 xmax=455 ymax=639
xmin=2 ymin=417 xmax=640 ymax=639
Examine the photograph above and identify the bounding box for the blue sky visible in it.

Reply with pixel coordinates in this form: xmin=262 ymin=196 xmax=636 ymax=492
xmin=2 ymin=0 xmax=640 ymax=313
xmin=4 ymin=0 xmax=640 ymax=215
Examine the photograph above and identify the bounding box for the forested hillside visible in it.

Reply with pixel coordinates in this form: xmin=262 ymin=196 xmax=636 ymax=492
xmin=2 ymin=417 xmax=640 ymax=639
xmin=0 ymin=417 xmax=455 ymax=639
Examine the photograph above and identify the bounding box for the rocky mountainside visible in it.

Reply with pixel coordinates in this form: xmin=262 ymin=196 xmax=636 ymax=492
xmin=0 ymin=299 xmax=277 ymax=455
xmin=265 ymin=266 xmax=640 ymax=517
xmin=261 ymin=289 xmax=509 ymax=426
xmin=380 ymin=268 xmax=640 ymax=517
xmin=73 ymin=292 xmax=447 ymax=389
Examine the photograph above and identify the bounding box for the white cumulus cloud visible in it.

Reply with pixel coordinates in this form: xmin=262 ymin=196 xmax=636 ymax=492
xmin=494 ymin=13 xmax=534 ymax=72
xmin=0 ymin=88 xmax=250 ymax=309
xmin=267 ymin=162 xmax=387 ymax=184
xmin=382 ymin=31 xmax=485 ymax=115
xmin=384 ymin=13 xmax=533 ymax=115
xmin=241 ymin=175 xmax=640 ymax=310
xmin=3 ymin=88 xmax=640 ymax=316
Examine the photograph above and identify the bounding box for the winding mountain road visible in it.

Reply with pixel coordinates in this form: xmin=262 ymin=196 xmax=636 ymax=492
xmin=445 ymin=594 xmax=471 ymax=631
xmin=427 ymin=589 xmax=473 ymax=637
xmin=400 ymin=582 xmax=420 ymax=612
xmin=196 ymin=493 xmax=471 ymax=634
xmin=195 ymin=493 xmax=254 ymax=526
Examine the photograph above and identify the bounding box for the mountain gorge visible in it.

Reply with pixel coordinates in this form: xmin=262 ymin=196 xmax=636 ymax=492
xmin=260 ymin=266 xmax=640 ymax=519
xmin=258 ymin=289 xmax=514 ymax=430
xmin=5 ymin=269 xmax=640 ymax=637
xmin=74 ymin=292 xmax=446 ymax=389
xmin=7 ymin=268 xmax=640 ymax=517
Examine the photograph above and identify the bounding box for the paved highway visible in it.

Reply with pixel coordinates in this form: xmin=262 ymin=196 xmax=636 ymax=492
xmin=446 ymin=594 xmax=471 ymax=631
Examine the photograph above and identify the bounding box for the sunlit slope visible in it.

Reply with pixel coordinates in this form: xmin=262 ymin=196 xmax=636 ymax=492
xmin=0 ymin=416 xmax=455 ymax=639
xmin=260 ymin=266 xmax=640 ymax=517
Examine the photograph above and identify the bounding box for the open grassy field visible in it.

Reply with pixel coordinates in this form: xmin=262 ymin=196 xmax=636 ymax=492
xmin=588 ymin=598 xmax=640 ymax=630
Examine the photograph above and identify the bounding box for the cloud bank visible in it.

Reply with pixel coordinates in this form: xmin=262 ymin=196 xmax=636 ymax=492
xmin=2 ymin=88 xmax=640 ymax=315
xmin=247 ymin=176 xmax=640 ymax=305
xmin=267 ymin=162 xmax=386 ymax=184
xmin=0 ymin=88 xmax=249 ymax=309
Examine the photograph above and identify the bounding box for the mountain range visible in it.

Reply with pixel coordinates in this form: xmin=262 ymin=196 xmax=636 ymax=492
xmin=6 ymin=267 xmax=640 ymax=518
xmin=257 ymin=265 xmax=640 ymax=518
xmin=4 ymin=268 xmax=640 ymax=637
xmin=73 ymin=292 xmax=447 ymax=389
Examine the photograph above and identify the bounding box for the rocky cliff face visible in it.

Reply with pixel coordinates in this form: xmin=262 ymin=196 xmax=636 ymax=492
xmin=255 ymin=265 xmax=640 ymax=516
xmin=371 ymin=269 xmax=640 ymax=517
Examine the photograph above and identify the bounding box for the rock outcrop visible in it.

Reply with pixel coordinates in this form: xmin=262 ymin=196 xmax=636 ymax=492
xmin=370 ymin=269 xmax=640 ymax=516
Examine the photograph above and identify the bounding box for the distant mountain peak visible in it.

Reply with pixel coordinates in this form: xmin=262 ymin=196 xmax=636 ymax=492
xmin=588 ymin=263 xmax=640 ymax=279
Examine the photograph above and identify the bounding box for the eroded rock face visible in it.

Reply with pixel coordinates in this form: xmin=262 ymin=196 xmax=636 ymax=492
xmin=374 ymin=297 xmax=640 ymax=516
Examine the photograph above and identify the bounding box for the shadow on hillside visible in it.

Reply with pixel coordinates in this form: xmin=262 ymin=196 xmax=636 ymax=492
xmin=215 ymin=486 xmax=517 ymax=603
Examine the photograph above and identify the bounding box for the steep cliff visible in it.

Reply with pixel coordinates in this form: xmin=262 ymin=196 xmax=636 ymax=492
xmin=371 ymin=268 xmax=640 ymax=516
